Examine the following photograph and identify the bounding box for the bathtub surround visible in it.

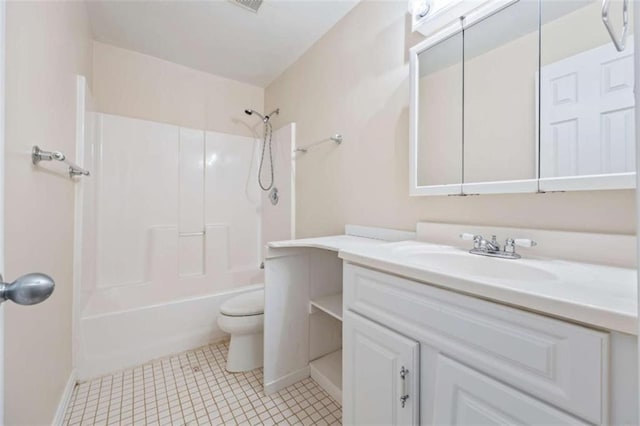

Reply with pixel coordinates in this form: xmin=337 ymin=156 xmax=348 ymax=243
xmin=81 ymin=114 xmax=264 ymax=292
xmin=74 ymin=109 xmax=294 ymax=378
xmin=265 ymin=0 xmax=636 ymax=238
xmin=4 ymin=1 xmax=93 ymax=424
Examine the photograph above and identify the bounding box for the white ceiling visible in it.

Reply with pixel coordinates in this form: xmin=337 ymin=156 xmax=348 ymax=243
xmin=86 ymin=0 xmax=360 ymax=88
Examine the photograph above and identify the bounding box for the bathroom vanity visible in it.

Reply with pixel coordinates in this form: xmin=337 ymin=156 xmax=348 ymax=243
xmin=339 ymin=223 xmax=637 ymax=425
xmin=264 ymin=222 xmax=638 ymax=425
xmin=262 ymin=226 xmax=416 ymax=400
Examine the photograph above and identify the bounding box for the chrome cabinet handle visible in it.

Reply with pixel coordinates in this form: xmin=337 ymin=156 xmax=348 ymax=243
xmin=602 ymin=0 xmax=629 ymax=52
xmin=0 ymin=273 xmax=55 ymax=305
xmin=400 ymin=366 xmax=409 ymax=408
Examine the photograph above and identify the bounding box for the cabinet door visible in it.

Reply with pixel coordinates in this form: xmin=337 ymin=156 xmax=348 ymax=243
xmin=343 ymin=310 xmax=419 ymax=426
xmin=432 ymin=356 xmax=589 ymax=425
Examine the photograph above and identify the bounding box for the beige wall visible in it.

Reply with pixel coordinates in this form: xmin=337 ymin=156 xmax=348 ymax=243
xmin=265 ymin=0 xmax=636 ymax=238
xmin=5 ymin=1 xmax=93 ymax=424
xmin=92 ymin=42 xmax=264 ymax=137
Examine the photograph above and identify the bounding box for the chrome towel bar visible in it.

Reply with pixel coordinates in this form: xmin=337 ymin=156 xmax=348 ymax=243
xmin=295 ymin=134 xmax=343 ymax=153
xmin=32 ymin=145 xmax=90 ymax=178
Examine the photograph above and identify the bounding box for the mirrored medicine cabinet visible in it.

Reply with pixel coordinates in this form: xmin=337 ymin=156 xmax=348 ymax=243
xmin=409 ymin=0 xmax=636 ymax=196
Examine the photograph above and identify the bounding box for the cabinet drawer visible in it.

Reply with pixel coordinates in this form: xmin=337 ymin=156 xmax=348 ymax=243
xmin=344 ymin=263 xmax=608 ymax=424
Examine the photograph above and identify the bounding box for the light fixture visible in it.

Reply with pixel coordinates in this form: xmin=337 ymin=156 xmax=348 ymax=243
xmin=408 ymin=0 xmax=431 ymax=19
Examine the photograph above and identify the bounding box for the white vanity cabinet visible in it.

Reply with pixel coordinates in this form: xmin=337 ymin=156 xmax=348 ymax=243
xmin=430 ymin=356 xmax=589 ymax=425
xmin=343 ymin=310 xmax=419 ymax=425
xmin=262 ymin=228 xmax=417 ymax=400
xmin=342 ymin=263 xmax=623 ymax=425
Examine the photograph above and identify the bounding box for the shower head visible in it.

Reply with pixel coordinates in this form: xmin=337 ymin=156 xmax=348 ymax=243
xmin=245 ymin=109 xmax=267 ymax=122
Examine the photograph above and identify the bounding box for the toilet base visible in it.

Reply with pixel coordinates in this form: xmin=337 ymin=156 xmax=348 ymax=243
xmin=226 ymin=332 xmax=264 ymax=373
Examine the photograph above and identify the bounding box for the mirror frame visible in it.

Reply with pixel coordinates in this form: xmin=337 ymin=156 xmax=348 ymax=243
xmin=409 ymin=0 xmax=636 ymax=196
xmin=409 ymin=20 xmax=464 ymax=196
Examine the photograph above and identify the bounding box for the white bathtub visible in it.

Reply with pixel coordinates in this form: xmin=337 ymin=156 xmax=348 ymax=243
xmin=76 ymin=283 xmax=263 ymax=380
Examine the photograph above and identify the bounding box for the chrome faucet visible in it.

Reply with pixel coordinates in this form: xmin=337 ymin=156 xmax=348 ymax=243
xmin=460 ymin=233 xmax=536 ymax=259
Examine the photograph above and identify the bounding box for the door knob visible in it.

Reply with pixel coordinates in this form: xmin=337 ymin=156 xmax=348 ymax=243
xmin=0 ymin=273 xmax=55 ymax=305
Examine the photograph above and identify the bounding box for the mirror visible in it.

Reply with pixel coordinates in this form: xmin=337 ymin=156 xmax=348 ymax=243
xmin=540 ymin=0 xmax=635 ymax=189
xmin=409 ymin=0 xmax=636 ymax=196
xmin=415 ymin=31 xmax=463 ymax=189
xmin=463 ymin=0 xmax=539 ymax=188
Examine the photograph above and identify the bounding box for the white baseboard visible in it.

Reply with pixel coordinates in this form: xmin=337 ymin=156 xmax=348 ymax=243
xmin=263 ymin=366 xmax=310 ymax=396
xmin=309 ymin=350 xmax=342 ymax=403
xmin=52 ymin=370 xmax=76 ymax=426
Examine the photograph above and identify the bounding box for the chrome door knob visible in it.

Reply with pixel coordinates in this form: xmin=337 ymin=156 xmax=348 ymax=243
xmin=0 ymin=273 xmax=55 ymax=305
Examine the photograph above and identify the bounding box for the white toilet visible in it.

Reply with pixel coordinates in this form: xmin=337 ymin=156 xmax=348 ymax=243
xmin=217 ymin=289 xmax=265 ymax=373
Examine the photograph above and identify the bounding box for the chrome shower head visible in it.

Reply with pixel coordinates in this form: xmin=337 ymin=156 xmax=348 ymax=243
xmin=244 ymin=108 xmax=269 ymax=123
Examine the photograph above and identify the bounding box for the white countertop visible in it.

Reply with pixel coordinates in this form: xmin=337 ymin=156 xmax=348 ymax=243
xmin=339 ymin=240 xmax=638 ymax=335
xmin=268 ymin=235 xmax=388 ymax=252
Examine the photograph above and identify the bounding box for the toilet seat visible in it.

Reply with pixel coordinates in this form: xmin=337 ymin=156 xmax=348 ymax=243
xmin=220 ymin=289 xmax=264 ymax=316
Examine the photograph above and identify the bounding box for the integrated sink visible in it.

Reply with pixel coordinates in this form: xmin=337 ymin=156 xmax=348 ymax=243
xmin=405 ymin=252 xmax=558 ymax=282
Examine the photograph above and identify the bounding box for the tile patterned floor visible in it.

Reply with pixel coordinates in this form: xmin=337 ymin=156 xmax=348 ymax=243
xmin=64 ymin=341 xmax=341 ymax=425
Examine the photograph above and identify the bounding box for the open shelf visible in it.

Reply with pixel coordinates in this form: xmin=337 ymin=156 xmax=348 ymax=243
xmin=310 ymin=292 xmax=343 ymax=321
xmin=310 ymin=349 xmax=342 ymax=402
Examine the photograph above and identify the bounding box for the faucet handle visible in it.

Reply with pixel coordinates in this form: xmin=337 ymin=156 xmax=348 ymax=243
xmin=460 ymin=233 xmax=482 ymax=249
xmin=513 ymin=238 xmax=537 ymax=248
xmin=504 ymin=238 xmax=537 ymax=254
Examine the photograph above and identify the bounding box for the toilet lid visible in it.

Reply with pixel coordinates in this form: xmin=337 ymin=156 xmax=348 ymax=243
xmin=220 ymin=289 xmax=265 ymax=316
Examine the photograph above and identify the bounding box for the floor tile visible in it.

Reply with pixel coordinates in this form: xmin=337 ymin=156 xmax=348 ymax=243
xmin=65 ymin=341 xmax=341 ymax=425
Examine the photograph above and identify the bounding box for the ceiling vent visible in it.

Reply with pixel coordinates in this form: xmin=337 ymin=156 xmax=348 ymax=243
xmin=229 ymin=0 xmax=263 ymax=13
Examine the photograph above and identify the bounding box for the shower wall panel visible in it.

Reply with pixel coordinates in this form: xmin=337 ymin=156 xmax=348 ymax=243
xmin=92 ymin=114 xmax=262 ymax=293
xmin=179 ymin=127 xmax=205 ymax=277
xmin=98 ymin=115 xmax=179 ymax=288
xmin=205 ymin=131 xmax=262 ymax=276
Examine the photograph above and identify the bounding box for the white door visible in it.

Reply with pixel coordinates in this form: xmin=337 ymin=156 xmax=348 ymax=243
xmin=343 ymin=310 xmax=419 ymax=426
xmin=634 ymin=2 xmax=640 ymax=421
xmin=540 ymin=40 xmax=635 ymax=178
xmin=0 ymin=0 xmax=5 ymax=421
xmin=432 ymin=356 xmax=589 ymax=425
